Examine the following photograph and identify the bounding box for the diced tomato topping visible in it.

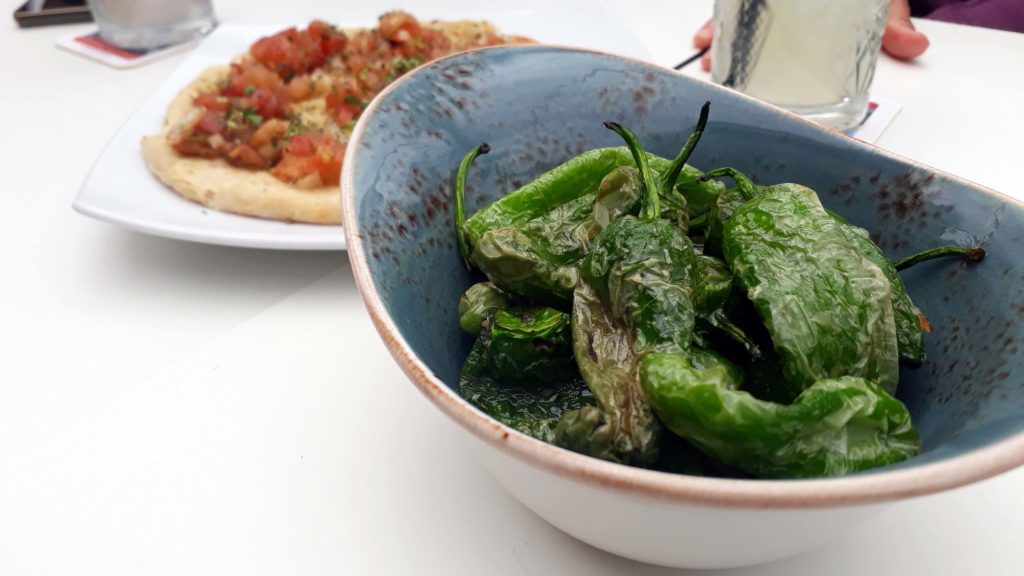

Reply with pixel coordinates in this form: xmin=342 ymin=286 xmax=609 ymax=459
xmin=283 ymin=134 xmax=317 ymax=156
xmin=174 ymin=16 xmax=531 ymax=187
xmin=322 ymin=33 xmax=348 ymax=57
xmin=308 ymin=20 xmax=330 ymax=38
xmin=227 ymin=144 xmax=269 ymax=169
xmin=271 ymin=153 xmax=319 ymax=183
xmin=195 ymin=110 xmax=226 ymax=134
xmin=309 ymin=20 xmax=348 ymax=56
xmin=172 ymin=138 xmax=221 ymax=158
xmin=284 ymin=75 xmax=315 ymax=100
xmin=245 ymin=87 xmax=286 ymax=118
xmin=250 ymin=24 xmax=331 ymax=79
xmin=272 ymin=134 xmax=345 ymax=186
xmin=325 ymin=81 xmax=364 ymax=126
xmin=378 ymin=11 xmax=422 ymax=42
xmin=224 ymin=62 xmax=282 ymax=97
xmin=194 ymin=92 xmax=230 ymax=111
xmin=316 ymin=147 xmax=345 ymax=184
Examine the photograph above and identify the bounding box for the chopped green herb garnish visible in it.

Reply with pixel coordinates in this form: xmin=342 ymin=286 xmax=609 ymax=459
xmin=284 ymin=121 xmax=305 ymax=139
xmin=391 ymin=56 xmax=424 ymax=76
xmin=243 ymin=84 xmax=256 ymax=96
xmin=241 ymin=108 xmax=263 ymax=125
xmin=343 ymin=95 xmax=366 ymax=108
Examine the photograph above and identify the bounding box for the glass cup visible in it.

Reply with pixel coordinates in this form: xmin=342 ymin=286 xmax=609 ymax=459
xmin=89 ymin=0 xmax=217 ymax=50
xmin=711 ymin=0 xmax=888 ymax=130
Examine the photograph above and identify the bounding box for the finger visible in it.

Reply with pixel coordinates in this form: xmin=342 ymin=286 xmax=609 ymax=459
xmin=882 ymin=0 xmax=929 ymax=59
xmin=693 ymin=19 xmax=714 ymax=49
xmin=701 ymin=51 xmax=711 ymax=72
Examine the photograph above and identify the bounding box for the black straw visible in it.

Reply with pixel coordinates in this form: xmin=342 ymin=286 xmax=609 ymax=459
xmin=673 ymin=47 xmax=709 ymax=71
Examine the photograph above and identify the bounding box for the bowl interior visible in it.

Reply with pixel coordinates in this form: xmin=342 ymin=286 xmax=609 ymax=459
xmin=345 ymin=46 xmax=1024 ymax=476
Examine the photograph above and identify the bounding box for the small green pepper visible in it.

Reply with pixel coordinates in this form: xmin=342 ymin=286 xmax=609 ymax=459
xmin=640 ymin=352 xmax=920 ymax=478
xmin=707 ymin=176 xmax=985 ymax=367
xmin=555 ymin=106 xmax=712 ymax=466
xmin=460 ymin=337 xmax=591 ymax=444
xmin=828 ymin=209 xmax=983 ymax=366
xmin=715 ymin=169 xmax=901 ymax=393
xmin=468 ymin=164 xmax=682 ymax=304
xmin=553 ymin=281 xmax=660 ymax=465
xmin=453 ymin=118 xmax=722 ymax=303
xmin=582 ymin=106 xmax=709 ymax=355
xmin=478 ymin=307 xmax=578 ymax=386
xmin=460 ymin=146 xmax=721 ymax=251
xmin=470 ymin=228 xmax=581 ymax=303
xmin=458 ymin=282 xmax=511 ymax=335
xmin=692 ymin=254 xmax=761 ymax=358
xmin=703 ymin=189 xmax=745 ymax=257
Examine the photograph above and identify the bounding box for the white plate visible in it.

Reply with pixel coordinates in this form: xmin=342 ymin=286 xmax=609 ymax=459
xmin=73 ymin=3 xmax=652 ymax=250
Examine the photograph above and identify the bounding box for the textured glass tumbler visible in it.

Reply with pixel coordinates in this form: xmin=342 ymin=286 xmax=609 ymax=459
xmin=90 ymin=0 xmax=216 ymax=50
xmin=711 ymin=0 xmax=888 ymax=130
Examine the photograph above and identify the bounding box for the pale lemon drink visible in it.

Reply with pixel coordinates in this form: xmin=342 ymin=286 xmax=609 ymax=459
xmin=711 ymin=0 xmax=888 ymax=130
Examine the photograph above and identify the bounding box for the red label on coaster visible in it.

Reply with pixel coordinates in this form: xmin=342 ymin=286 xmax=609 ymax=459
xmin=74 ymin=34 xmax=145 ymax=60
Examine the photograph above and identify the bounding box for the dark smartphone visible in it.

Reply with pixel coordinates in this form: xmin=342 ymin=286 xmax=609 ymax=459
xmin=13 ymin=0 xmax=93 ymax=28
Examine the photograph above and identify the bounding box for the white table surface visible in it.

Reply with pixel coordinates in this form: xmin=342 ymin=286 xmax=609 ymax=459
xmin=1 ymin=1 xmax=1022 ymax=574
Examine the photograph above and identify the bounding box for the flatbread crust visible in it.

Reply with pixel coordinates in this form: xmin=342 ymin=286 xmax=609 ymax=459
xmin=141 ymin=20 xmax=519 ymax=225
xmin=142 ymin=66 xmax=342 ymax=224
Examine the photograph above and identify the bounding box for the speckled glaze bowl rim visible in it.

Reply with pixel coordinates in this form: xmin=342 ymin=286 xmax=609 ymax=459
xmin=341 ymin=44 xmax=1024 ymax=509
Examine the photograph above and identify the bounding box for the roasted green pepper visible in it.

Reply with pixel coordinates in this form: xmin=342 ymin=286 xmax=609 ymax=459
xmin=478 ymin=306 xmax=577 ymax=385
xmin=453 ymin=137 xmax=722 ymax=303
xmin=458 ymin=282 xmax=511 ymax=335
xmin=460 ymin=146 xmax=722 ymax=251
xmin=714 ymin=169 xmax=900 ymax=393
xmin=704 ymin=170 xmax=985 ymax=367
xmin=581 ymin=109 xmax=709 ymax=356
xmin=465 ymin=163 xmax=687 ymax=304
xmin=458 ymin=302 xmax=588 ymax=441
xmin=692 ymin=254 xmax=761 ymax=358
xmin=460 ymin=337 xmax=591 ymax=444
xmin=554 ymin=280 xmax=660 ymax=465
xmin=640 ymin=352 xmax=920 ymax=478
xmin=826 ymin=203 xmax=985 ymax=367
xmin=703 ymin=189 xmax=745 ymax=257
xmin=555 ymin=105 xmax=712 ymax=465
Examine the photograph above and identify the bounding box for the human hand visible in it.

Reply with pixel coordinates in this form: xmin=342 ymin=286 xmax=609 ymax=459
xmin=692 ymin=0 xmax=929 ymax=71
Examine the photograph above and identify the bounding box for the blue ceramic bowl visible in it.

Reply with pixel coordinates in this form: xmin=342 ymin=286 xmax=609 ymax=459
xmin=342 ymin=46 xmax=1024 ymax=568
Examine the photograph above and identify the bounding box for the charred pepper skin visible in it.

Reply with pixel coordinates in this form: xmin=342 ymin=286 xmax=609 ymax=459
xmin=640 ymin=352 xmax=920 ymax=478
xmin=720 ymin=177 xmax=901 ymax=394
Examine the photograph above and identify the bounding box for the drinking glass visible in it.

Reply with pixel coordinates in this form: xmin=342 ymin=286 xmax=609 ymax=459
xmin=89 ymin=0 xmax=217 ymax=50
xmin=711 ymin=0 xmax=888 ymax=130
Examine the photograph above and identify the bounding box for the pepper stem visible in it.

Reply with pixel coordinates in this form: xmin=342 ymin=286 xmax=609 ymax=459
xmin=894 ymin=245 xmax=986 ymax=271
xmin=659 ymin=101 xmax=711 ymax=192
xmin=699 ymin=167 xmax=758 ymax=201
xmin=455 ymin=143 xmax=490 ymax=268
xmin=604 ymin=121 xmax=660 ymax=220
